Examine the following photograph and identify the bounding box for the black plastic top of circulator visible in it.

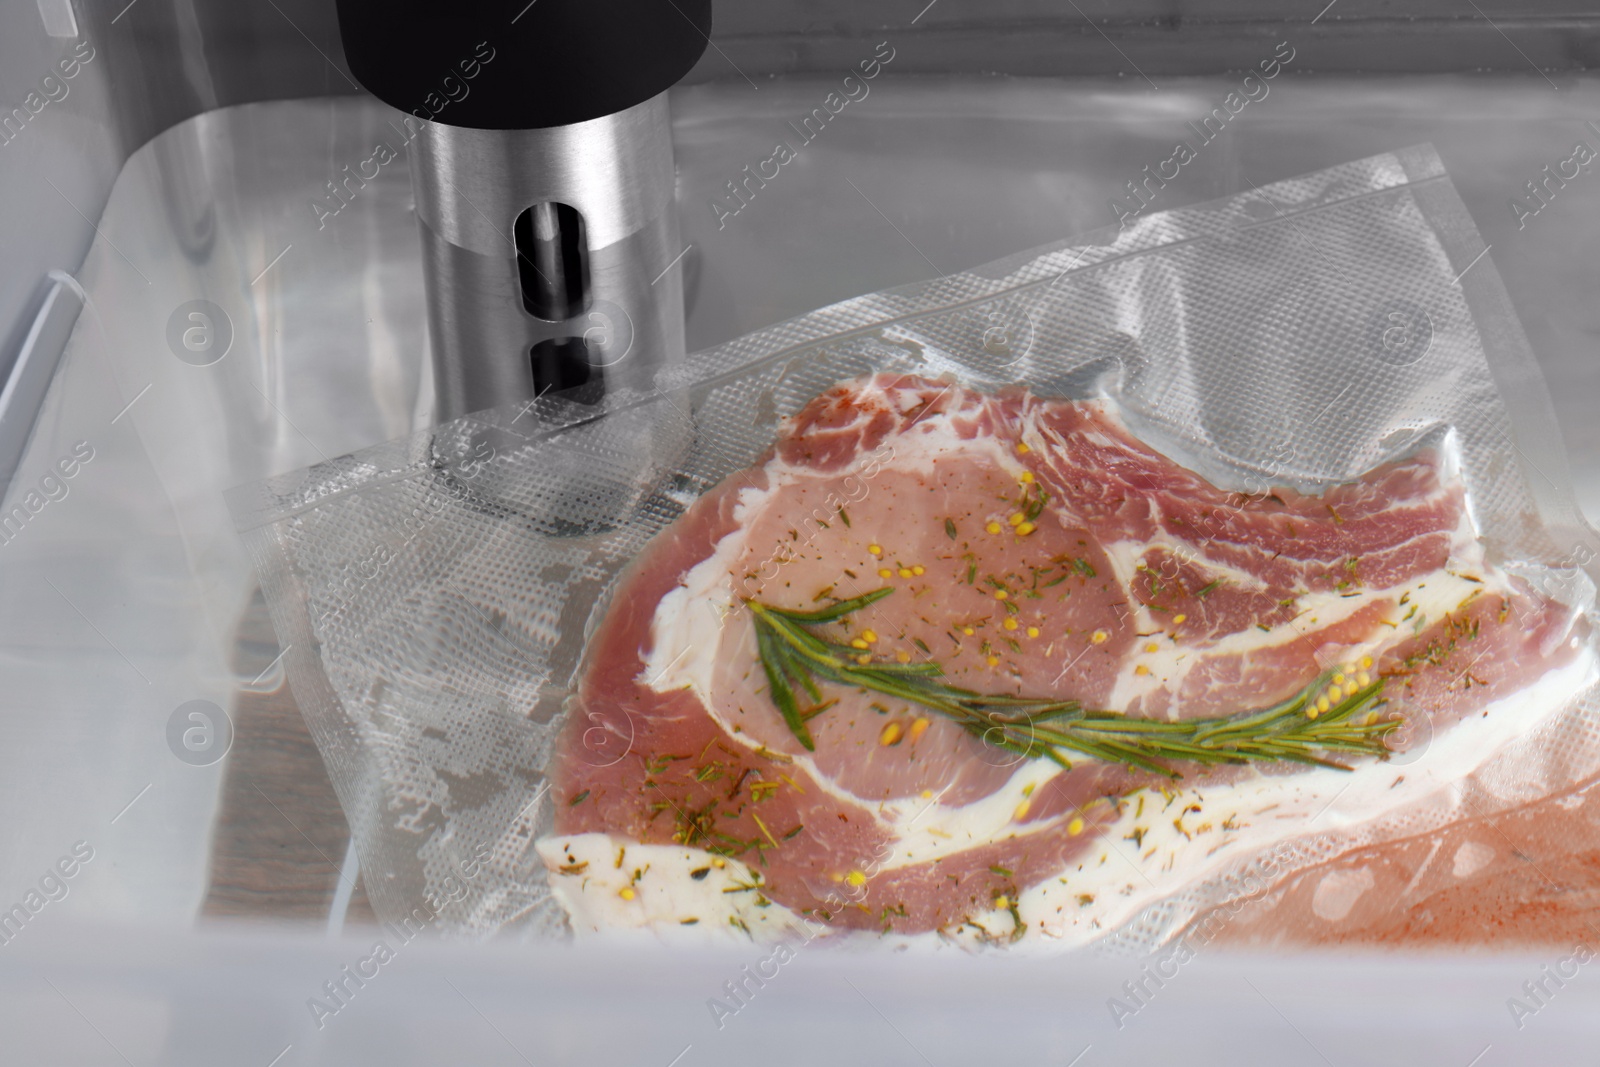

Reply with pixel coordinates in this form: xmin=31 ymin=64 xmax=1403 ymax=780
xmin=334 ymin=0 xmax=713 ymax=131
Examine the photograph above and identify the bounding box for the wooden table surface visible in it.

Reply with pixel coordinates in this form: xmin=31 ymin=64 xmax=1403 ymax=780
xmin=200 ymin=587 xmax=375 ymax=928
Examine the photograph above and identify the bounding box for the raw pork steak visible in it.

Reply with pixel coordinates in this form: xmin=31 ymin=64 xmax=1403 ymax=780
xmin=538 ymin=374 xmax=1587 ymax=945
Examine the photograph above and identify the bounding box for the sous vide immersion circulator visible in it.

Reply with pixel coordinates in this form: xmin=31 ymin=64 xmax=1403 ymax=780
xmin=334 ymin=0 xmax=711 ymax=418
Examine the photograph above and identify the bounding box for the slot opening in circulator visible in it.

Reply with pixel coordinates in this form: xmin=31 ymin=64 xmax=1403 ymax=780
xmin=514 ymin=201 xmax=590 ymax=322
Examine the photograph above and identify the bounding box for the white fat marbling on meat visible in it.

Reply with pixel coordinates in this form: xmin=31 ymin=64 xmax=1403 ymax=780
xmin=1099 ymin=504 xmax=1488 ymax=716
xmin=536 ymin=834 xmax=809 ymax=942
xmin=1102 ymin=566 xmax=1492 ymax=715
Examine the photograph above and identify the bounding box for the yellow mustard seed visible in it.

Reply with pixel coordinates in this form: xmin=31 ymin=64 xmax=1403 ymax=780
xmin=1003 ymin=618 xmax=1018 ymax=631
xmin=1091 ymin=630 xmax=1109 ymax=644
xmin=830 ymin=872 xmax=844 ymax=883
xmin=856 ymin=654 xmax=872 ymax=665
xmin=994 ymin=895 xmax=1011 ymax=909
xmin=962 ymin=626 xmax=975 ymax=636
xmin=1067 ymin=817 xmax=1085 ymax=836
xmin=1145 ymin=642 xmax=1160 ymax=654
xmin=920 ymin=788 xmax=933 ymax=799
xmin=995 ymin=590 xmax=1009 ymax=600
xmin=1316 ymin=695 xmax=1331 ymax=714
xmin=1026 ymin=626 xmax=1040 ymax=638
xmin=1016 ymin=442 xmax=1031 ymax=454
xmin=1008 ymin=512 xmax=1025 ymax=527
xmin=879 ymin=721 xmax=903 ymax=746
xmin=878 ymin=568 xmax=893 ymax=578
xmin=846 ymin=870 xmax=867 ymax=887
xmin=868 ymin=544 xmax=883 ymax=555
xmin=1357 ymin=671 xmax=1372 ymax=687
xmin=1172 ymin=613 xmax=1187 ymax=625
xmin=1363 ymin=711 xmax=1378 ymax=726
xmin=1020 ymin=471 xmax=1035 ymax=484
xmin=987 ymin=655 xmax=1001 ymax=667
xmin=986 ymin=521 xmax=1002 ymax=535
xmin=862 ymin=629 xmax=878 ymax=644
xmin=912 ymin=564 xmax=925 ymax=576
xmin=898 ymin=567 xmax=914 ymax=579
xmin=850 ymin=638 xmax=869 ymax=650
xmin=1332 ymin=672 xmax=1346 ymax=686
xmin=1307 ymin=707 xmax=1320 ymax=720
xmin=1360 ymin=655 xmax=1374 ymax=670
xmin=712 ymin=858 xmax=726 ymax=868
xmin=1013 ymin=800 xmax=1031 ymax=821
xmin=897 ymin=650 xmax=912 ymax=663
xmin=910 ymin=718 xmax=931 ymax=743
xmin=1135 ymin=664 xmax=1150 ymax=676
xmin=1016 ymin=521 xmax=1036 ymax=536
xmin=1328 ymin=684 xmax=1344 ymax=703
xmin=618 ymin=887 xmax=636 ymax=901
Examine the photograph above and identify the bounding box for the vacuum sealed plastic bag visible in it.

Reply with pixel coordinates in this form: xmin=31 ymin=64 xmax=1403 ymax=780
xmin=229 ymin=144 xmax=1600 ymax=950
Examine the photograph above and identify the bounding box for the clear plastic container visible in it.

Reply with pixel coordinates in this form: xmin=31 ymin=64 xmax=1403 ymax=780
xmin=6 ymin=67 xmax=1600 ymax=1062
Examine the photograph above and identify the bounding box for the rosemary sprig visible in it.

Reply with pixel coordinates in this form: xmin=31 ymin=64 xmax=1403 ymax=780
xmin=746 ymin=588 xmax=1401 ymax=777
